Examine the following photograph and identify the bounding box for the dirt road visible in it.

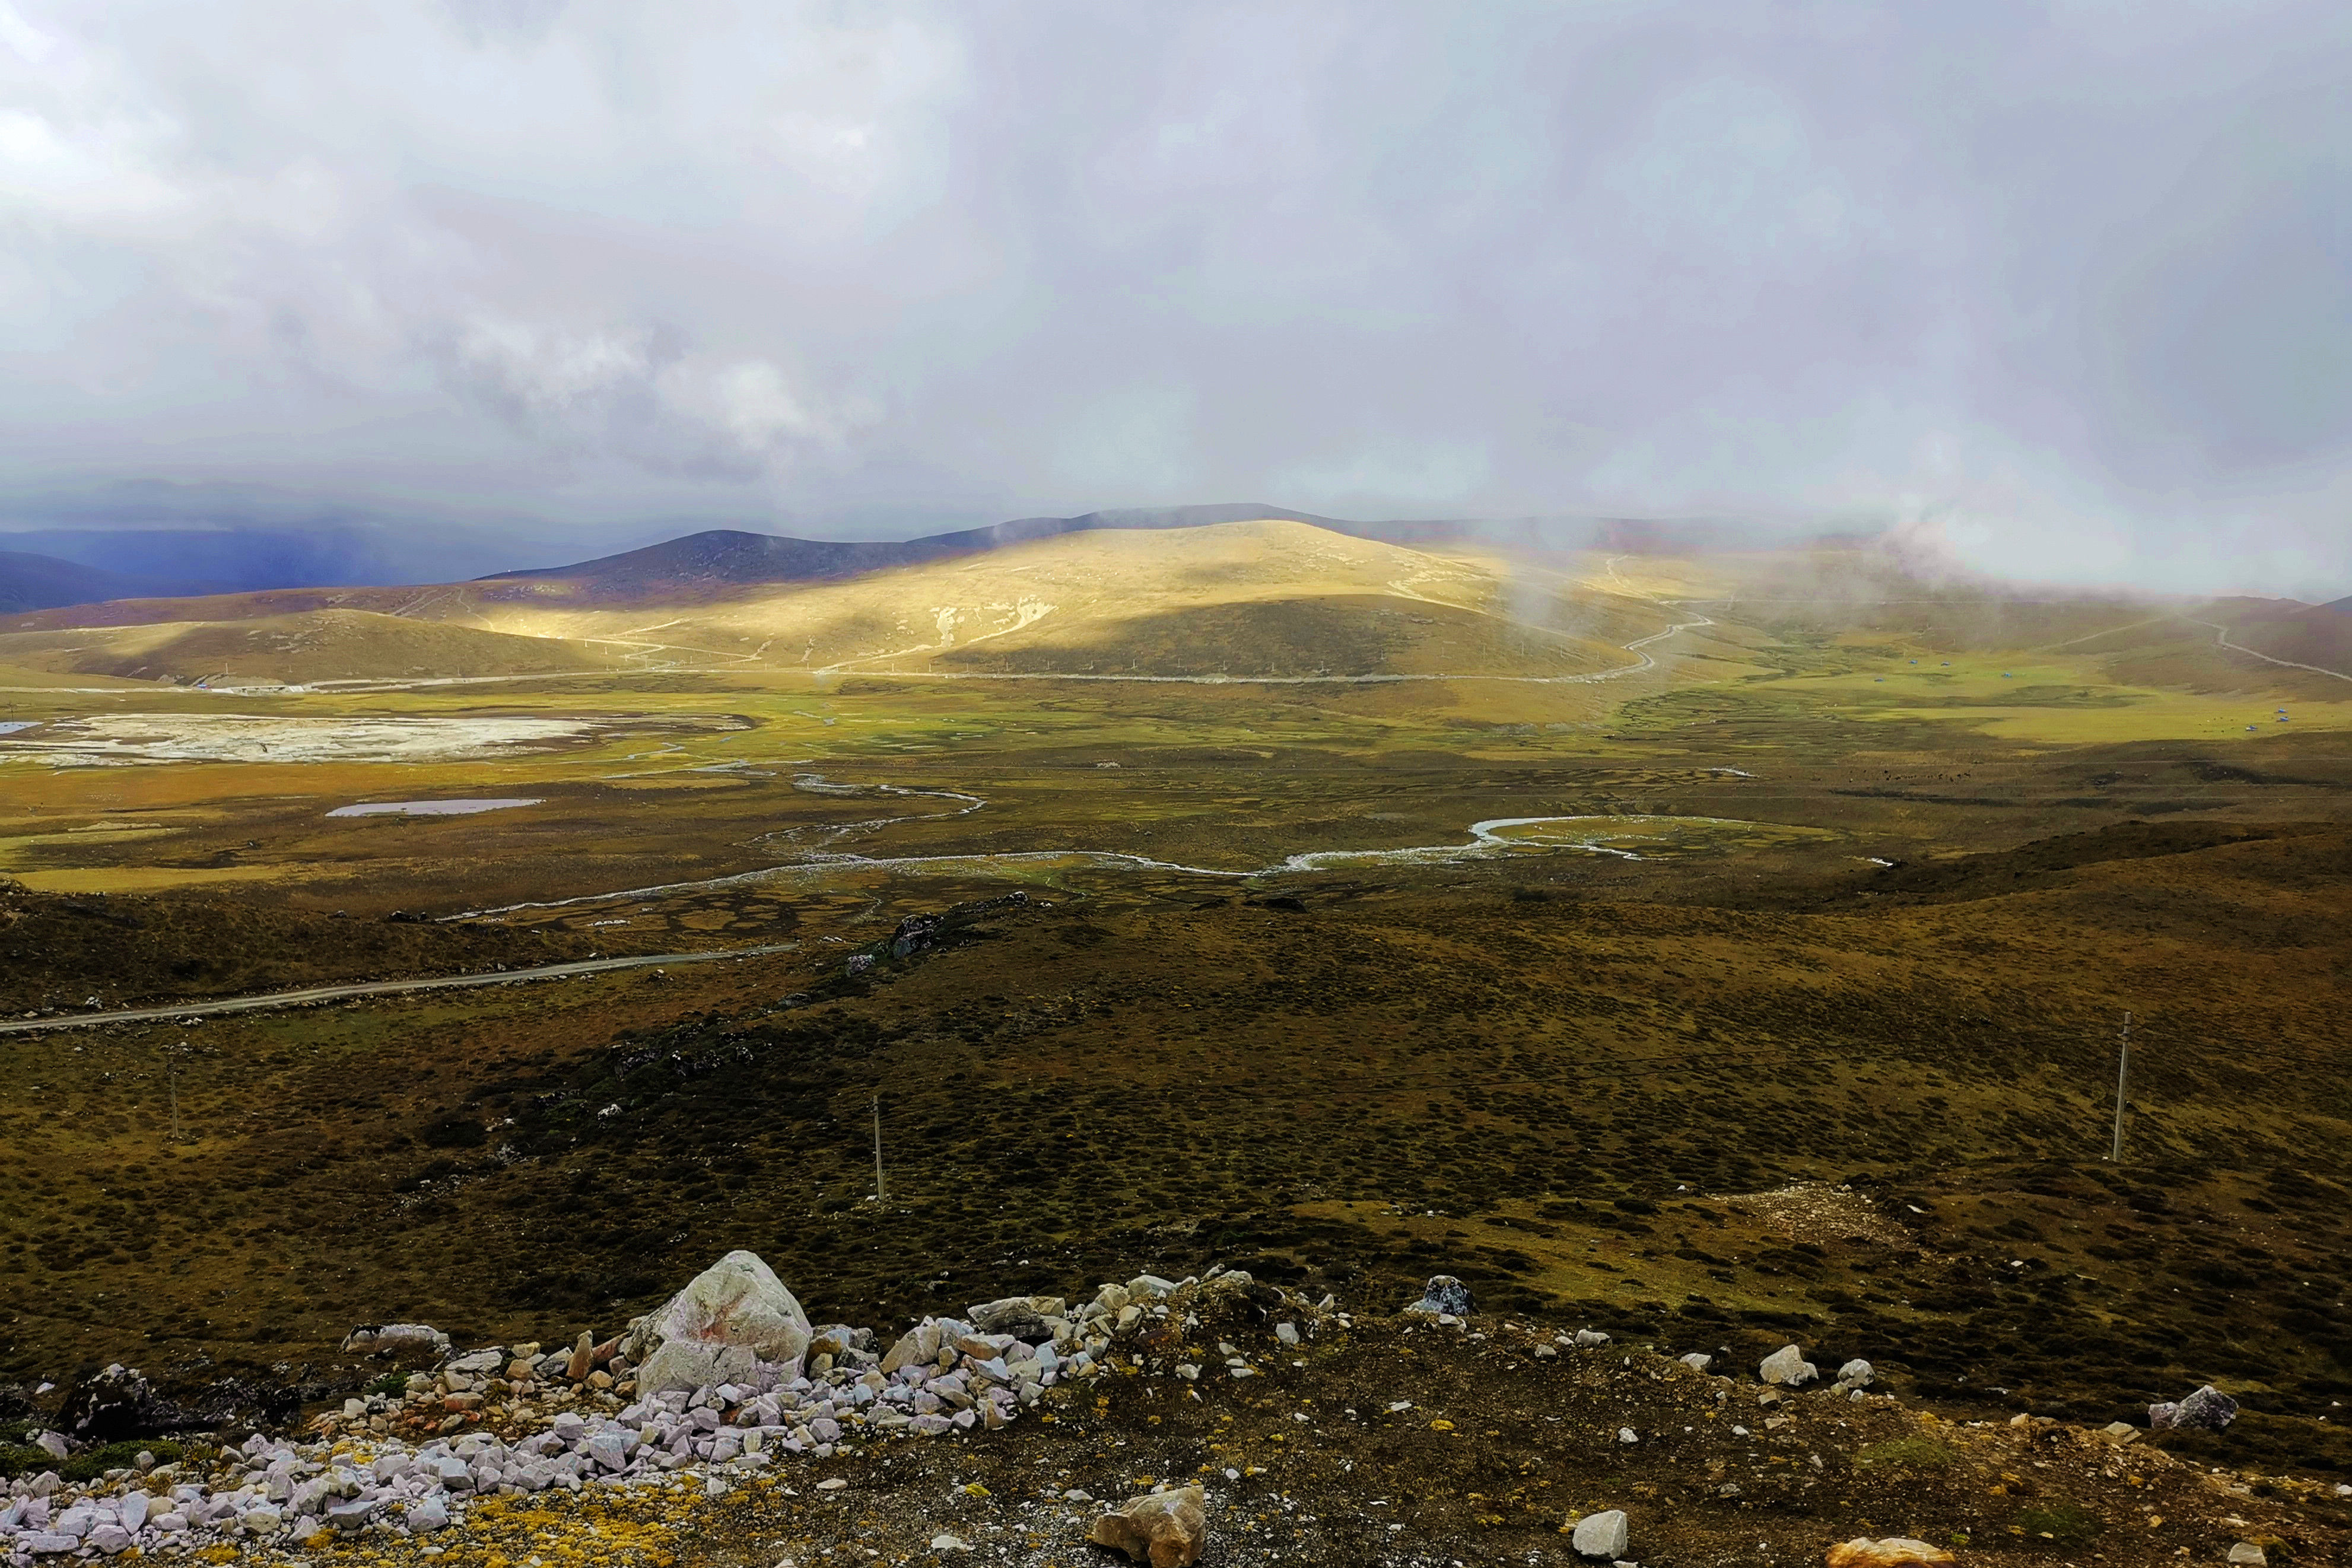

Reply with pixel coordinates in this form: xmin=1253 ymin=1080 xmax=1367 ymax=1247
xmin=0 ymin=943 xmax=798 ymax=1035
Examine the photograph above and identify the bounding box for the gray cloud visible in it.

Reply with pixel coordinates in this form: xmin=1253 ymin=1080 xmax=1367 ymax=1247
xmin=1 ymin=0 xmax=2347 ymax=594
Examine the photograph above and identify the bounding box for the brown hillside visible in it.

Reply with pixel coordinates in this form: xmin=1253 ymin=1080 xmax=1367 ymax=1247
xmin=0 ymin=609 xmax=615 ymax=685
xmin=2205 ymin=596 xmax=2352 ymax=680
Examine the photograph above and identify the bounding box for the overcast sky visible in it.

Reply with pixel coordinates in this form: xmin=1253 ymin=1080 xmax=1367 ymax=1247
xmin=3 ymin=1 xmax=2348 ymax=594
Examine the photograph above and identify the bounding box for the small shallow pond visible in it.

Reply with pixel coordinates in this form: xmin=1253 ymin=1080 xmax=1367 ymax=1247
xmin=0 ymin=721 xmax=38 ymax=735
xmin=327 ymin=799 xmax=544 ymax=818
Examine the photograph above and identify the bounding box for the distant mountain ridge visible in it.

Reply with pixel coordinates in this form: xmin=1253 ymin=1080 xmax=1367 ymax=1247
xmin=479 ymin=507 xmax=1813 ymax=599
xmin=0 ymin=550 xmax=180 ymax=614
xmin=480 ymin=503 xmax=1409 ymax=599
xmin=5 ymin=505 xmax=1911 ymax=615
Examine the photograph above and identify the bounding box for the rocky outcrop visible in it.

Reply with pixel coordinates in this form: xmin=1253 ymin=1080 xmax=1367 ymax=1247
xmin=49 ymin=1365 xmax=235 ymax=1443
xmin=888 ymin=913 xmax=939 ymax=959
xmin=624 ymin=1251 xmax=813 ymax=1394
xmin=1403 ymin=1276 xmax=1473 ymax=1318
xmin=2150 ymin=1383 xmax=2239 ymax=1432
xmin=55 ymin=1366 xmax=168 ymax=1443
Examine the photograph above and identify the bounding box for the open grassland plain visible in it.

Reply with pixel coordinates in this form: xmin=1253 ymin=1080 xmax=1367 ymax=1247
xmin=2 ymin=590 xmax=2345 ymax=921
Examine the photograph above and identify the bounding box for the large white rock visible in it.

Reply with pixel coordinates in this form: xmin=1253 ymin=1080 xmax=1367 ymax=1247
xmin=627 ymin=1251 xmax=812 ymax=1393
xmin=1570 ymin=1508 xmax=1629 ymax=1560
xmin=1759 ymin=1344 xmax=1818 ymax=1386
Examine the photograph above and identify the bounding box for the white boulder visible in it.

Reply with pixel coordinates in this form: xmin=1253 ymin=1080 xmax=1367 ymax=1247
xmin=1759 ymin=1344 xmax=1818 ymax=1386
xmin=1571 ymin=1509 xmax=1629 ymax=1560
xmin=627 ymin=1251 xmax=812 ymax=1393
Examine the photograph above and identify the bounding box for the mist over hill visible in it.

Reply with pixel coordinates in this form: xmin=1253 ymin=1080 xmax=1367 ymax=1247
xmin=0 ymin=527 xmax=425 ymax=597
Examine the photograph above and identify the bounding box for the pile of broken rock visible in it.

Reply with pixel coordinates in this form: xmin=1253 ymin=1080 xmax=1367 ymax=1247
xmin=2 ymin=1255 xmax=2298 ymax=1568
xmin=0 ymin=1250 xmax=1191 ymax=1563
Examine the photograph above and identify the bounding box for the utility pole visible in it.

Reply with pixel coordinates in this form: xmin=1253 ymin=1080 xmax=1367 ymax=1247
xmin=2108 ymin=1012 xmax=2132 ymax=1163
xmin=162 ymin=1039 xmax=184 ymax=1144
xmin=871 ymin=1093 xmax=886 ymax=1203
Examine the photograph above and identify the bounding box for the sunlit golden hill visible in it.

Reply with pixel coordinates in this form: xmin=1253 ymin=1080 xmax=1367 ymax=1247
xmin=0 ymin=519 xmax=1665 ymax=685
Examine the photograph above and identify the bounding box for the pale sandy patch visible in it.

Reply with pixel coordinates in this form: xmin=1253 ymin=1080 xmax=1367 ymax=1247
xmin=1719 ymin=1182 xmax=1912 ymax=1247
xmin=0 ymin=713 xmax=600 ymax=765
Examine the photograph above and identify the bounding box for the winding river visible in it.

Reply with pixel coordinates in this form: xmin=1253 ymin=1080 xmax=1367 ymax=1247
xmin=452 ymin=780 xmax=1826 ymax=921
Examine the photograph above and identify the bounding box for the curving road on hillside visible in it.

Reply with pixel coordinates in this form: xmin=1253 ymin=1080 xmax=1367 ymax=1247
xmin=0 ymin=943 xmax=799 ymax=1036
xmin=2186 ymin=618 xmax=2352 ymax=685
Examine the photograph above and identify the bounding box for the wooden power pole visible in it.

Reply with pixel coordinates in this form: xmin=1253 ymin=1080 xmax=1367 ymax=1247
xmin=2108 ymin=1012 xmax=2132 ymax=1163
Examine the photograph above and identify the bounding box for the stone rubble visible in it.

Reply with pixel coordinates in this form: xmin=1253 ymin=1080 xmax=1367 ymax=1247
xmin=0 ymin=1255 xmax=1234 ymax=1566
xmin=4 ymin=1251 xmax=2294 ymax=1567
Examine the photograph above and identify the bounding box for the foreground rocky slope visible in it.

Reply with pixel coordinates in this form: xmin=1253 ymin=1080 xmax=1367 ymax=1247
xmin=5 ymin=1254 xmax=2347 ymax=1568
